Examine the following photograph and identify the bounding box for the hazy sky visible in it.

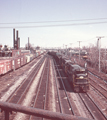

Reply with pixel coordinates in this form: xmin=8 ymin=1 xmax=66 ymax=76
xmin=0 ymin=0 xmax=107 ymax=48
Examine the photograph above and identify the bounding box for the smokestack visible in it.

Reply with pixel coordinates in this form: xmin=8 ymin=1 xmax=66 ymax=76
xmin=16 ymin=30 xmax=19 ymax=49
xmin=16 ymin=30 xmax=18 ymax=40
xmin=13 ymin=28 xmax=15 ymax=48
xmin=18 ymin=38 xmax=20 ymax=49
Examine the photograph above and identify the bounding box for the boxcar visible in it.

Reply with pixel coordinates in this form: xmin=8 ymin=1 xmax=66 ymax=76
xmin=0 ymin=60 xmax=12 ymax=75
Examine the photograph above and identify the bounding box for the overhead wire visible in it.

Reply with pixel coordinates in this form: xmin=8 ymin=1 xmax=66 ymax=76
xmin=0 ymin=17 xmax=107 ymax=24
xmin=0 ymin=21 xmax=107 ymax=28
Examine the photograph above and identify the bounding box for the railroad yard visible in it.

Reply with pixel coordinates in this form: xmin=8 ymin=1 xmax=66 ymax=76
xmin=0 ymin=52 xmax=106 ymax=120
xmin=1 ymin=1 xmax=107 ymax=120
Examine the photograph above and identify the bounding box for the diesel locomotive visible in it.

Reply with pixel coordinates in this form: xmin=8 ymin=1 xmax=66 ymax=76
xmin=48 ymin=51 xmax=89 ymax=92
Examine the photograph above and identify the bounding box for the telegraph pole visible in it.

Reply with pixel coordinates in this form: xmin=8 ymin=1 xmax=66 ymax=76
xmin=70 ymin=43 xmax=72 ymax=59
xmin=63 ymin=44 xmax=64 ymax=55
xmin=65 ymin=45 xmax=67 ymax=56
xmin=78 ymin=41 xmax=82 ymax=63
xmin=96 ymin=36 xmax=104 ymax=72
xmin=28 ymin=37 xmax=29 ymax=50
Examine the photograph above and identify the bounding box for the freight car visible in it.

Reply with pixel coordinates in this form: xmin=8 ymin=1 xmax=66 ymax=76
xmin=0 ymin=50 xmax=45 ymax=75
xmin=49 ymin=51 xmax=89 ymax=92
xmin=0 ymin=59 xmax=12 ymax=75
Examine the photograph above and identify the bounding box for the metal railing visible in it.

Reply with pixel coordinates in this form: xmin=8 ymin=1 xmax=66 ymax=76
xmin=0 ymin=101 xmax=92 ymax=120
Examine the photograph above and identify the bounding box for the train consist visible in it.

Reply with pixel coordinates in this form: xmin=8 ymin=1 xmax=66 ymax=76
xmin=0 ymin=49 xmax=44 ymax=75
xmin=48 ymin=51 xmax=89 ymax=92
xmin=0 ymin=28 xmax=46 ymax=75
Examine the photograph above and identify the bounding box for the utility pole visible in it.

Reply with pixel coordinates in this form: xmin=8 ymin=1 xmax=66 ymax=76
xmin=28 ymin=37 xmax=29 ymax=50
xmin=70 ymin=43 xmax=72 ymax=59
xmin=65 ymin=45 xmax=67 ymax=56
xmin=96 ymin=36 xmax=104 ymax=72
xmin=78 ymin=41 xmax=82 ymax=63
xmin=63 ymin=44 xmax=64 ymax=55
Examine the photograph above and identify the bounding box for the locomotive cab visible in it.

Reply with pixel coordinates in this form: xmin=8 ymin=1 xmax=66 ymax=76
xmin=68 ymin=65 xmax=89 ymax=92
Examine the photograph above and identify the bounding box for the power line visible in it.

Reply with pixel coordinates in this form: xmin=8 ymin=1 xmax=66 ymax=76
xmin=0 ymin=21 xmax=107 ymax=29
xmin=0 ymin=18 xmax=107 ymax=24
xmin=81 ymin=37 xmax=96 ymax=42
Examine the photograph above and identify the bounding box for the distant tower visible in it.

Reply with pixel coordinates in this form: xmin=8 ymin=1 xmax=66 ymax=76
xmin=18 ymin=37 xmax=20 ymax=49
xmin=16 ymin=30 xmax=18 ymax=49
xmin=13 ymin=28 xmax=16 ymax=49
xmin=13 ymin=29 xmax=20 ymax=49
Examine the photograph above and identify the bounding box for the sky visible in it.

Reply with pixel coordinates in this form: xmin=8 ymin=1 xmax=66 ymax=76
xmin=0 ymin=0 xmax=107 ymax=49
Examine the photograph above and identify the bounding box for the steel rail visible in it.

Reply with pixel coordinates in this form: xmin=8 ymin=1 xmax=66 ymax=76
xmin=17 ymin=57 xmax=46 ymax=104
xmin=69 ymin=54 xmax=107 ymax=84
xmin=87 ymin=93 xmax=107 ymax=120
xmin=98 ymin=84 xmax=107 ymax=92
xmin=43 ymin=56 xmax=50 ymax=109
xmin=0 ymin=56 xmax=45 ymax=119
xmin=54 ymin=59 xmax=75 ymax=115
xmin=0 ymin=52 xmax=42 ymax=79
xmin=78 ymin=93 xmax=96 ymax=120
xmin=4 ymin=57 xmax=45 ymax=120
xmin=6 ymin=57 xmax=45 ymax=103
xmin=29 ymin=57 xmax=48 ymax=120
xmin=89 ymin=77 xmax=107 ymax=92
xmin=90 ymin=83 xmax=107 ymax=100
xmin=43 ymin=56 xmax=50 ymax=120
xmin=88 ymin=71 xmax=107 ymax=84
xmin=52 ymin=59 xmax=63 ymax=113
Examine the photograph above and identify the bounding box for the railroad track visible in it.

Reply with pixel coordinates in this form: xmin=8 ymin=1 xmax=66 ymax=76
xmin=79 ymin=93 xmax=107 ymax=120
xmin=1 ymin=54 xmax=106 ymax=120
xmin=0 ymin=55 xmax=46 ymax=120
xmin=29 ymin=55 xmax=50 ymax=120
xmin=88 ymin=71 xmax=107 ymax=84
xmin=5 ymin=54 xmax=58 ymax=120
xmin=89 ymin=78 xmax=107 ymax=99
xmin=53 ymin=57 xmax=107 ymax=120
xmin=0 ymin=55 xmax=43 ymax=94
xmin=53 ymin=59 xmax=75 ymax=115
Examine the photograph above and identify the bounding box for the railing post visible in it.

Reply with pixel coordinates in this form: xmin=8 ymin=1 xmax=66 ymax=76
xmin=5 ymin=110 xmax=9 ymax=120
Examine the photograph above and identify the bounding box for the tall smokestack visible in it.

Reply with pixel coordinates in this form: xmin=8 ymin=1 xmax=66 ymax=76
xmin=13 ymin=28 xmax=15 ymax=48
xmin=18 ymin=38 xmax=20 ymax=49
xmin=16 ymin=30 xmax=19 ymax=49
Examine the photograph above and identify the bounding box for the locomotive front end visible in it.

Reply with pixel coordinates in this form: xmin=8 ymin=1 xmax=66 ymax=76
xmin=74 ymin=68 xmax=89 ymax=92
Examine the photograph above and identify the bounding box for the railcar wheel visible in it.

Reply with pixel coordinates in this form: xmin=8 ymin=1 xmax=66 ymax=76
xmin=74 ymin=87 xmax=80 ymax=93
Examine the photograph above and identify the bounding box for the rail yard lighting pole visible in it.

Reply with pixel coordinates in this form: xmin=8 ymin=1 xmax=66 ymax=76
xmin=70 ymin=43 xmax=72 ymax=59
xmin=65 ymin=45 xmax=67 ymax=56
xmin=63 ymin=44 xmax=64 ymax=55
xmin=78 ymin=41 xmax=82 ymax=63
xmin=97 ymin=36 xmax=104 ymax=72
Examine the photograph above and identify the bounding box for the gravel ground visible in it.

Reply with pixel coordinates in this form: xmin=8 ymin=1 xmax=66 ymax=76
xmin=47 ymin=59 xmax=57 ymax=112
xmin=0 ymin=56 xmax=43 ymax=102
xmin=14 ymin=58 xmax=46 ymax=120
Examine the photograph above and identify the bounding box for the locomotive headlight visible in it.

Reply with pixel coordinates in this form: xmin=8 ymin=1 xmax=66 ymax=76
xmin=79 ymin=76 xmax=84 ymax=79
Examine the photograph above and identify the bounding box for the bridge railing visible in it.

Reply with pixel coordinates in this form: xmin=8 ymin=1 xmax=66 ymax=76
xmin=0 ymin=101 xmax=92 ymax=120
